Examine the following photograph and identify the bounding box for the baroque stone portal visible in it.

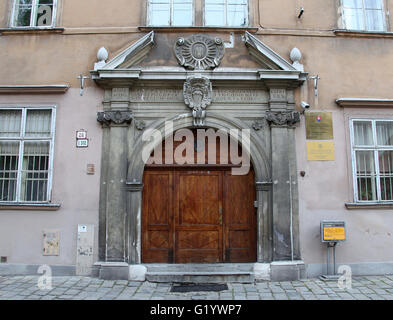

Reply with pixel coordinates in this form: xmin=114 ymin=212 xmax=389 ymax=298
xmin=174 ymin=34 xmax=225 ymax=70
xmin=183 ymin=75 xmax=212 ymax=126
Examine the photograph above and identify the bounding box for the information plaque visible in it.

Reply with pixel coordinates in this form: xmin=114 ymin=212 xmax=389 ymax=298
xmin=306 ymin=112 xmax=333 ymax=140
xmin=321 ymin=221 xmax=346 ymax=242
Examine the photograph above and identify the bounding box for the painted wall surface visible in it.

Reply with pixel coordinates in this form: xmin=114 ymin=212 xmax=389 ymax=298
xmin=0 ymin=88 xmax=103 ymax=266
xmin=0 ymin=0 xmax=393 ymax=269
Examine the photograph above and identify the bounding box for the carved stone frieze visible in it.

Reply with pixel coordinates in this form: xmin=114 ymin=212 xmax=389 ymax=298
xmin=252 ymin=119 xmax=267 ymax=131
xmin=265 ymin=110 xmax=300 ymax=126
xmin=175 ymin=34 xmax=225 ymax=70
xmin=97 ymin=110 xmax=133 ymax=126
xmin=135 ymin=120 xmax=146 ymax=130
xmin=183 ymin=75 xmax=212 ymax=126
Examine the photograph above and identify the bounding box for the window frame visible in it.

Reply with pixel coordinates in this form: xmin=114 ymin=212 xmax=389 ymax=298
xmin=147 ymin=0 xmax=195 ymax=27
xmin=204 ymin=0 xmax=249 ymax=27
xmin=340 ymin=0 xmax=387 ymax=32
xmin=10 ymin=0 xmax=58 ymax=29
xmin=350 ymin=118 xmax=393 ymax=203
xmin=0 ymin=106 xmax=56 ymax=203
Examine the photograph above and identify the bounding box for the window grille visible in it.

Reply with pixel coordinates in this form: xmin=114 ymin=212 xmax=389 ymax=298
xmin=0 ymin=107 xmax=55 ymax=203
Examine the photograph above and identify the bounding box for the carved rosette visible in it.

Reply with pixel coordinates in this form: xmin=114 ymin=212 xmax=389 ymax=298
xmin=97 ymin=110 xmax=133 ymax=126
xmin=175 ymin=34 xmax=224 ymax=70
xmin=265 ymin=111 xmax=300 ymax=127
xmin=183 ymin=75 xmax=212 ymax=127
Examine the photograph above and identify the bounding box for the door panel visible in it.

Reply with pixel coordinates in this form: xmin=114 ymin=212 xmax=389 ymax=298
xmin=175 ymin=171 xmax=222 ymax=263
xmin=142 ymin=170 xmax=174 ymax=263
xmin=142 ymin=167 xmax=257 ymax=263
xmin=223 ymin=169 xmax=256 ymax=262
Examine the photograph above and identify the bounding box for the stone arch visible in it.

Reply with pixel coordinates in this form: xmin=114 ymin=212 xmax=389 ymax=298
xmin=126 ymin=112 xmax=272 ymax=264
xmin=127 ymin=113 xmax=271 ymax=184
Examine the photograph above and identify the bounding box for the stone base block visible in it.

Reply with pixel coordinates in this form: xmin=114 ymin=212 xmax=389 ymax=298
xmin=98 ymin=262 xmax=129 ymax=280
xmin=253 ymin=263 xmax=271 ymax=281
xmin=270 ymin=260 xmax=305 ymax=281
xmin=129 ymin=264 xmax=147 ymax=281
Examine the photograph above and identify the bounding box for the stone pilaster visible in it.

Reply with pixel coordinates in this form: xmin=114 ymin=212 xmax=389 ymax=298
xmin=125 ymin=181 xmax=144 ymax=264
xmin=97 ymin=88 xmax=132 ymax=262
xmin=267 ymin=88 xmax=301 ymax=261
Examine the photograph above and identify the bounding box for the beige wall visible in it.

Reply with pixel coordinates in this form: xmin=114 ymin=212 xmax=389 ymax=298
xmin=1 ymin=0 xmax=393 ymax=268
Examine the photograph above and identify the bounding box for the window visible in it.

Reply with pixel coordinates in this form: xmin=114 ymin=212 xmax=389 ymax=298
xmin=147 ymin=0 xmax=193 ymax=26
xmin=351 ymin=119 xmax=393 ymax=202
xmin=147 ymin=0 xmax=249 ymax=27
xmin=341 ymin=0 xmax=386 ymax=31
xmin=205 ymin=0 xmax=248 ymax=27
xmin=0 ymin=107 xmax=55 ymax=203
xmin=12 ymin=0 xmax=57 ymax=28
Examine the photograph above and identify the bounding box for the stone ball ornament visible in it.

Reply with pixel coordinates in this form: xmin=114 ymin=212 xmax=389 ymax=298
xmin=174 ymin=34 xmax=225 ymax=70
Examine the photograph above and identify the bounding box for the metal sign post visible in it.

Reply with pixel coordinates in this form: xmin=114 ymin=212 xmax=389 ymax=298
xmin=319 ymin=220 xmax=346 ymax=281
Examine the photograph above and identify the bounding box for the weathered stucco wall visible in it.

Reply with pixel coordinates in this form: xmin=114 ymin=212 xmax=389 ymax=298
xmin=0 ymin=88 xmax=103 ymax=266
xmin=0 ymin=0 xmax=393 ymax=271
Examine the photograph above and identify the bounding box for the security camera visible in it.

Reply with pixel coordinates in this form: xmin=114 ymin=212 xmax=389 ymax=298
xmin=300 ymin=101 xmax=310 ymax=109
xmin=300 ymin=101 xmax=310 ymax=114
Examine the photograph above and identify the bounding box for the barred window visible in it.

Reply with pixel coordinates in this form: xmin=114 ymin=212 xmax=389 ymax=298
xmin=351 ymin=119 xmax=393 ymax=202
xmin=0 ymin=108 xmax=55 ymax=203
xmin=12 ymin=0 xmax=56 ymax=28
xmin=341 ymin=0 xmax=386 ymax=32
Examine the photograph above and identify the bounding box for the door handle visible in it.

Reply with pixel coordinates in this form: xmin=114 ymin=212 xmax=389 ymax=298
xmin=219 ymin=205 xmax=223 ymax=225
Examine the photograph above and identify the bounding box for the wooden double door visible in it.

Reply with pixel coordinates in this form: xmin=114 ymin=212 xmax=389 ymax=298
xmin=142 ymin=167 xmax=256 ymax=263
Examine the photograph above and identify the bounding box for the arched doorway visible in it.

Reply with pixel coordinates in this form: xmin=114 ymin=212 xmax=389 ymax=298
xmin=142 ymin=128 xmax=257 ymax=263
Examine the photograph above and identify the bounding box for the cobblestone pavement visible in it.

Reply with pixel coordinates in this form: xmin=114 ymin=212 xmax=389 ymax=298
xmin=1 ymin=275 xmax=393 ymax=300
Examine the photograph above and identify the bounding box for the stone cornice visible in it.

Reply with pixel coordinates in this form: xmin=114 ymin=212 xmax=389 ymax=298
xmin=138 ymin=26 xmax=259 ymax=33
xmin=336 ymin=98 xmax=393 ymax=108
xmin=0 ymin=27 xmax=64 ymax=35
xmin=92 ymin=68 xmax=306 ymax=88
xmin=0 ymin=84 xmax=70 ymax=94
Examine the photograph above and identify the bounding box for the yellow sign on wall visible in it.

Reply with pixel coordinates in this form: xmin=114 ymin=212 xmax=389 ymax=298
xmin=323 ymin=227 xmax=346 ymax=241
xmin=307 ymin=141 xmax=335 ymax=161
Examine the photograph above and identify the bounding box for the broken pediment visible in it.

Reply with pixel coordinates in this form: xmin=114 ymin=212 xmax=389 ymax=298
xmin=97 ymin=31 xmax=155 ymax=70
xmin=243 ymin=31 xmax=297 ymax=71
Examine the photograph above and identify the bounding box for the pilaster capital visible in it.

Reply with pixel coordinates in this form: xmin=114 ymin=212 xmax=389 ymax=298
xmin=265 ymin=110 xmax=300 ymax=127
xmin=97 ymin=110 xmax=133 ymax=127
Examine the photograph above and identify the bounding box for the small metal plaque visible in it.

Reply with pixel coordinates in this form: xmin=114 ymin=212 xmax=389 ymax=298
xmin=321 ymin=221 xmax=346 ymax=242
xmin=306 ymin=112 xmax=333 ymax=140
xmin=76 ymin=130 xmax=87 ymax=139
xmin=76 ymin=139 xmax=88 ymax=148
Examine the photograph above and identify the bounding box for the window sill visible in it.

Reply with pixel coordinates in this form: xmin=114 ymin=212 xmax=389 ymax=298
xmin=138 ymin=26 xmax=259 ymax=33
xmin=345 ymin=202 xmax=393 ymax=210
xmin=0 ymin=27 xmax=64 ymax=35
xmin=334 ymin=29 xmax=393 ymax=38
xmin=0 ymin=203 xmax=61 ymax=211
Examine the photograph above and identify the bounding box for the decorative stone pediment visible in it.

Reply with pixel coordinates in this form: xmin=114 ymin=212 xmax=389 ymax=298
xmin=183 ymin=75 xmax=212 ymax=126
xmin=243 ymin=31 xmax=297 ymax=71
xmin=174 ymin=34 xmax=225 ymax=70
xmin=97 ymin=31 xmax=155 ymax=70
